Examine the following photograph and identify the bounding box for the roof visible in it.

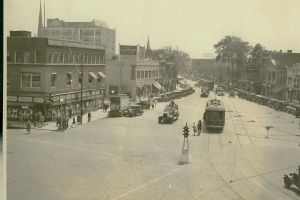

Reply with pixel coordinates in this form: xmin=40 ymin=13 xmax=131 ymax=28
xmin=205 ymin=99 xmax=225 ymax=111
xmin=47 ymin=18 xmax=110 ymax=29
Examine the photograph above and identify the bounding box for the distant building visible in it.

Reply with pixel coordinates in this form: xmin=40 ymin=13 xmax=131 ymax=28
xmin=191 ymin=59 xmax=223 ymax=81
xmin=286 ymin=63 xmax=300 ymax=104
xmin=262 ymin=51 xmax=300 ymax=100
xmin=38 ymin=15 xmax=116 ymax=59
xmin=106 ymin=44 xmax=161 ymax=100
xmin=7 ymin=31 xmax=106 ymax=122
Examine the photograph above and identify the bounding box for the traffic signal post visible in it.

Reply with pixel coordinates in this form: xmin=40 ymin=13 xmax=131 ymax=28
xmin=178 ymin=123 xmax=191 ymax=164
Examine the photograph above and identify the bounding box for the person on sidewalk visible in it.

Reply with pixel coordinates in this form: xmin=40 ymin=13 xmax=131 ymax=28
xmin=88 ymin=112 xmax=91 ymax=122
xmin=192 ymin=122 xmax=197 ymax=136
xmin=197 ymin=120 xmax=202 ymax=136
xmin=25 ymin=120 xmax=31 ymax=135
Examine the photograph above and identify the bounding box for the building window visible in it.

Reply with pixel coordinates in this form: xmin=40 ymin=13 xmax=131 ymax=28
xmin=24 ymin=51 xmax=31 ymax=63
xmin=16 ymin=51 xmax=22 ymax=63
xmin=156 ymin=70 xmax=158 ymax=77
xmin=35 ymin=51 xmax=42 ymax=63
xmin=59 ymin=53 xmax=64 ymax=63
xmin=137 ymin=71 xmax=140 ymax=79
xmin=32 ymin=73 xmax=41 ymax=87
xmin=51 ymin=73 xmax=56 ymax=87
xmin=53 ymin=52 xmax=58 ymax=63
xmin=78 ymin=72 xmax=82 ymax=84
xmin=48 ymin=53 xmax=53 ymax=63
xmin=66 ymin=72 xmax=72 ymax=86
xmin=145 ymin=71 xmax=148 ymax=78
xmin=7 ymin=51 xmax=11 ymax=62
xmin=141 ymin=71 xmax=144 ymax=78
xmin=21 ymin=72 xmax=41 ymax=88
xmin=152 ymin=70 xmax=155 ymax=77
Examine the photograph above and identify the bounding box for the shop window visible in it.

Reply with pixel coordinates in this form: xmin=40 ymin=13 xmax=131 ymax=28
xmin=51 ymin=73 xmax=56 ymax=87
xmin=66 ymin=72 xmax=72 ymax=86
xmin=35 ymin=51 xmax=42 ymax=63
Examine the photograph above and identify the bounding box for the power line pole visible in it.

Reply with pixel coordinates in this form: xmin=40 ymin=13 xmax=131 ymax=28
xmin=80 ymin=63 xmax=83 ymax=124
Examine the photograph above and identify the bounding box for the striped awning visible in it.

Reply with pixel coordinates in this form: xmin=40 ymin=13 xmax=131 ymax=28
xmin=89 ymin=72 xmax=97 ymax=79
xmin=152 ymin=81 xmax=162 ymax=90
xmin=98 ymin=72 xmax=106 ymax=78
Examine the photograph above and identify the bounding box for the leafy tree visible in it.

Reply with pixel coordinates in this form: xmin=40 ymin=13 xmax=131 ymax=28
xmin=214 ymin=36 xmax=250 ymax=84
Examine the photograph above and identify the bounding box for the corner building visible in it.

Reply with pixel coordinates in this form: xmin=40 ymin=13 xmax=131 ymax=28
xmin=7 ymin=31 xmax=107 ymax=122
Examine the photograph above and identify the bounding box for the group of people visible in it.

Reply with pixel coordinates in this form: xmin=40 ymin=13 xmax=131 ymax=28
xmin=192 ymin=120 xmax=202 ymax=136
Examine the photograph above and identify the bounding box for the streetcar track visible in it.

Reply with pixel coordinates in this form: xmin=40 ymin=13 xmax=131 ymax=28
xmin=225 ymin=97 xmax=299 ymax=200
xmin=207 ymin=135 xmax=246 ymax=200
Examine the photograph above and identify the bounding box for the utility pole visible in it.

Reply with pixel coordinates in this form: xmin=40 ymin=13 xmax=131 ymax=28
xmin=80 ymin=63 xmax=83 ymax=124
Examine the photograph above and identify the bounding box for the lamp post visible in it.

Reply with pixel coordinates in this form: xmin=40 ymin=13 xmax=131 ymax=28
xmin=289 ymin=88 xmax=292 ymax=102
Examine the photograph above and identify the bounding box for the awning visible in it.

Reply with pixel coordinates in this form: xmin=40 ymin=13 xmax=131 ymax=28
xmin=98 ymin=72 xmax=106 ymax=78
xmin=152 ymin=81 xmax=162 ymax=90
xmin=89 ymin=72 xmax=97 ymax=79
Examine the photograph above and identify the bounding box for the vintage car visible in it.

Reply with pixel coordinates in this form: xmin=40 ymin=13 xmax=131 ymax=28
xmin=123 ymin=105 xmax=143 ymax=117
xmin=136 ymin=99 xmax=151 ymax=109
xmin=283 ymin=166 xmax=300 ymax=189
xmin=295 ymin=105 xmax=300 ymax=118
xmin=158 ymin=106 xmax=179 ymax=124
xmin=229 ymin=90 xmax=235 ymax=97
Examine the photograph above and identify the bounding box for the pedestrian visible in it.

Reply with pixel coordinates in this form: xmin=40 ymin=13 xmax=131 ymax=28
xmin=192 ymin=122 xmax=197 ymax=136
xmin=197 ymin=120 xmax=202 ymax=136
xmin=25 ymin=120 xmax=31 ymax=135
xmin=88 ymin=112 xmax=91 ymax=122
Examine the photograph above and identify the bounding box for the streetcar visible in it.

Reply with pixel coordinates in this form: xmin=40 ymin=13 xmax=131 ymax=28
xmin=203 ymin=99 xmax=225 ymax=130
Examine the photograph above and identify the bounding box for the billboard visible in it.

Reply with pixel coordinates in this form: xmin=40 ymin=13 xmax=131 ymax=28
xmin=120 ymin=45 xmax=137 ymax=55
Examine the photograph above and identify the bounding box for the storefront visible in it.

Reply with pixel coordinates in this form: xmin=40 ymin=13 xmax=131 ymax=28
xmin=7 ymin=89 xmax=104 ymax=122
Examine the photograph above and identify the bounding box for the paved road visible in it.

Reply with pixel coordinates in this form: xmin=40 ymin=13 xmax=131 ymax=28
xmin=7 ymin=85 xmax=300 ymax=200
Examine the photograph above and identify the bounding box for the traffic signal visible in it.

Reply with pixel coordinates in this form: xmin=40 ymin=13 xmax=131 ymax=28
xmin=183 ymin=123 xmax=189 ymax=138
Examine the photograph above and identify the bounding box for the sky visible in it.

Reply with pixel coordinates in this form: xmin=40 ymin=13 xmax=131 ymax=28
xmin=5 ymin=0 xmax=300 ymax=58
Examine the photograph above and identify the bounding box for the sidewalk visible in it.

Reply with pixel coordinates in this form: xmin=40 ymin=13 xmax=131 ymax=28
xmin=7 ymin=109 xmax=108 ymax=131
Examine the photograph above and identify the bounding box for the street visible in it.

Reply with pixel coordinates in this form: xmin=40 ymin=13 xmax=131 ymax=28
xmin=7 ymin=84 xmax=300 ymax=200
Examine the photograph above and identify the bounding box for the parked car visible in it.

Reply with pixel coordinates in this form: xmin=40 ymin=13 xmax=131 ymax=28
xmin=136 ymin=99 xmax=151 ymax=109
xmin=123 ymin=104 xmax=143 ymax=117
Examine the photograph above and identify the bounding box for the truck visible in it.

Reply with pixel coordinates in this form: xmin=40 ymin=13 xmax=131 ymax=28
xmin=108 ymin=94 xmax=130 ymax=117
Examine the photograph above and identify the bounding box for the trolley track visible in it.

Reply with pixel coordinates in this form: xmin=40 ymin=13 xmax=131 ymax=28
xmin=225 ymin=97 xmax=299 ymax=200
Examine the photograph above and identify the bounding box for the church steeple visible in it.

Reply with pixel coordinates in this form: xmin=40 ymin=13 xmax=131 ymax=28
xmin=145 ymin=36 xmax=152 ymax=59
xmin=37 ymin=0 xmax=43 ymax=37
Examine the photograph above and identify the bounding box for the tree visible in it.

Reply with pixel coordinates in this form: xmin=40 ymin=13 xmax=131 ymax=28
xmin=214 ymin=36 xmax=250 ymax=87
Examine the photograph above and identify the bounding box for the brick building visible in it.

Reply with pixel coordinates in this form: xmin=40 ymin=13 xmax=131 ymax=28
xmin=7 ymin=31 xmax=107 ymax=122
